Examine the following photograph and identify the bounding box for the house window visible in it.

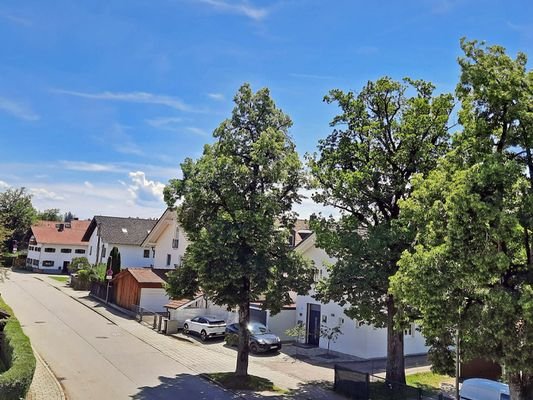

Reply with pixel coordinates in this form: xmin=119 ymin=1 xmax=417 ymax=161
xmin=29 ymin=246 xmax=33 ymax=251
xmin=42 ymin=261 xmax=54 ymax=267
xmin=75 ymin=249 xmax=85 ymax=254
xmin=26 ymin=258 xmax=32 ymax=266
xmin=166 ymin=254 xmax=171 ymax=266
xmin=33 ymin=259 xmax=39 ymax=266
xmin=35 ymin=247 xmax=41 ymax=252
xmin=101 ymin=246 xmax=106 ymax=258
xmin=44 ymin=248 xmax=56 ymax=253
xmin=152 ymin=248 xmax=156 ymax=258
xmin=143 ymin=249 xmax=150 ymax=258
xmin=61 ymin=248 xmax=72 ymax=253
xmin=404 ymin=324 xmax=414 ymax=337
xmin=172 ymin=227 xmax=180 ymax=249
xmin=89 ymin=246 xmax=92 ymax=255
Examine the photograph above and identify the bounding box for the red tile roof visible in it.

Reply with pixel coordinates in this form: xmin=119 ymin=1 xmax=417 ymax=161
xmin=126 ymin=268 xmax=168 ymax=284
xmin=31 ymin=220 xmax=91 ymax=246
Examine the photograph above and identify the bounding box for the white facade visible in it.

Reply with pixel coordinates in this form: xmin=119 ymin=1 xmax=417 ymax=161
xmin=295 ymin=234 xmax=428 ymax=359
xmin=139 ymin=288 xmax=171 ymax=312
xmin=142 ymin=209 xmax=189 ymax=269
xmin=86 ymin=229 xmax=153 ymax=268
xmin=27 ymin=243 xmax=88 ymax=273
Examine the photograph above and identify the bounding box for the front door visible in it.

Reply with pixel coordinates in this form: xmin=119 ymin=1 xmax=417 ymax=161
xmin=307 ymin=304 xmax=321 ymax=346
xmin=62 ymin=261 xmax=70 ymax=274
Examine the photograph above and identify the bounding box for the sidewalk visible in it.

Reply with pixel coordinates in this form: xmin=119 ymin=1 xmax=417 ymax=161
xmin=26 ymin=348 xmax=65 ymax=400
xmin=43 ymin=276 xmax=343 ymax=399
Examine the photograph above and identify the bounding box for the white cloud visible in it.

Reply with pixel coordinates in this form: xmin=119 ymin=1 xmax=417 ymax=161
xmin=53 ymin=89 xmax=196 ymax=112
xmin=0 ymin=13 xmax=32 ymax=26
xmin=30 ymin=188 xmax=65 ymax=201
xmin=197 ymin=0 xmax=269 ymax=21
xmin=61 ymin=161 xmax=127 ymax=173
xmin=84 ymin=181 xmax=94 ymax=189
xmin=185 ymin=127 xmax=208 ymax=136
xmin=0 ymin=180 xmax=9 ymax=190
xmin=0 ymin=96 xmax=39 ymax=121
xmin=207 ymin=93 xmax=225 ymax=101
xmin=146 ymin=117 xmax=183 ymax=128
xmin=127 ymin=171 xmax=165 ymax=205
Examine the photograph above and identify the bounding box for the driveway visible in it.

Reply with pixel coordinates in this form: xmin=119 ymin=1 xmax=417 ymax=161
xmin=0 ymin=271 xmax=237 ymax=400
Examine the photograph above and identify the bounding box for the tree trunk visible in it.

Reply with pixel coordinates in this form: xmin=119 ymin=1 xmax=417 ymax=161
xmin=235 ymin=301 xmax=250 ymax=377
xmin=386 ymin=295 xmax=406 ymax=384
xmin=508 ymin=372 xmax=533 ymax=400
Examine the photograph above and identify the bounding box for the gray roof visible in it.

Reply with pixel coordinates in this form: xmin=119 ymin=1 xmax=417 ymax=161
xmin=82 ymin=216 xmax=157 ymax=246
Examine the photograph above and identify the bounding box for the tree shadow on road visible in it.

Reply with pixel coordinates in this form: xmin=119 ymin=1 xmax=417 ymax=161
xmin=131 ymin=373 xmax=341 ymax=399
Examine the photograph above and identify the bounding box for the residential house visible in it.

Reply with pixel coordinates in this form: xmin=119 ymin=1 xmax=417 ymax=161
xmin=141 ymin=208 xmax=188 ymax=269
xmin=294 ymin=232 xmax=428 ymax=359
xmin=82 ymin=216 xmax=157 ymax=268
xmin=27 ymin=220 xmax=91 ymax=273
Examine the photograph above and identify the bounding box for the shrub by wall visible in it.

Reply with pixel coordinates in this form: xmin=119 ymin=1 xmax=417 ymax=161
xmin=0 ymin=296 xmax=36 ymax=400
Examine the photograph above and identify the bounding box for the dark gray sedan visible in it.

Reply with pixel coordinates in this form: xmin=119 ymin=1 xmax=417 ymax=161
xmin=225 ymin=322 xmax=282 ymax=353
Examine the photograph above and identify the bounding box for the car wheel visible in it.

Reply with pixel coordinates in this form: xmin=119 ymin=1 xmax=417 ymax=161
xmin=200 ymin=330 xmax=207 ymax=342
xmin=183 ymin=324 xmax=189 ymax=335
xmin=250 ymin=343 xmax=258 ymax=354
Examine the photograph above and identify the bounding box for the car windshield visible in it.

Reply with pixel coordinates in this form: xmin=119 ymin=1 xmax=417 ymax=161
xmin=248 ymin=323 xmax=270 ymax=334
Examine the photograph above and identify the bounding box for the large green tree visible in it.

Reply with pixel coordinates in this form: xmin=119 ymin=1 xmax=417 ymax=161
xmin=309 ymin=77 xmax=454 ymax=383
xmin=391 ymin=40 xmax=533 ymax=399
xmin=0 ymin=188 xmax=36 ymax=250
xmin=164 ymin=84 xmax=314 ymax=377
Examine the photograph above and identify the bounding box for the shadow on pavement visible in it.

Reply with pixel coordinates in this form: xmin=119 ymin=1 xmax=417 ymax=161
xmin=132 ymin=373 xmax=339 ymax=399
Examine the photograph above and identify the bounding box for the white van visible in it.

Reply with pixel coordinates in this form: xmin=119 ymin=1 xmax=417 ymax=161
xmin=460 ymin=378 xmax=510 ymax=400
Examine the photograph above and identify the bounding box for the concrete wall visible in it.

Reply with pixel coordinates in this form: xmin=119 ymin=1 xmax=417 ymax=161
xmin=265 ymin=309 xmax=296 ymax=342
xmin=139 ymin=288 xmax=170 ymax=312
xmin=27 ymin=243 xmax=88 ymax=273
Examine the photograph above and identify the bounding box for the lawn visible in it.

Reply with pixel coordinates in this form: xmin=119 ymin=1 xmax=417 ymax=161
xmin=204 ymin=372 xmax=288 ymax=394
xmin=406 ymin=371 xmax=454 ymax=391
xmin=50 ymin=276 xmax=69 ymax=283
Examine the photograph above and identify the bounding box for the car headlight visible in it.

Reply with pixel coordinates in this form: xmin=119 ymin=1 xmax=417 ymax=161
xmin=277 ymin=337 xmax=280 ymax=342
xmin=257 ymin=339 xmax=266 ymax=344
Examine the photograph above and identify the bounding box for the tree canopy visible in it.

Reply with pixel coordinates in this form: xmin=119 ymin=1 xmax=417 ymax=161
xmin=0 ymin=187 xmax=36 ymax=250
xmin=391 ymin=39 xmax=533 ymax=399
xmin=37 ymin=208 xmax=62 ymax=222
xmin=164 ymin=83 xmax=313 ymax=376
xmin=309 ymin=76 xmax=454 ymax=382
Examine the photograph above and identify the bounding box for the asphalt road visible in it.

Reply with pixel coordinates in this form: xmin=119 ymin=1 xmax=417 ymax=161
xmin=0 ymin=270 xmax=237 ymax=400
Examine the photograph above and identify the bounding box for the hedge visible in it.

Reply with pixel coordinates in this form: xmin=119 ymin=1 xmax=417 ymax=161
xmin=0 ymin=295 xmax=36 ymax=400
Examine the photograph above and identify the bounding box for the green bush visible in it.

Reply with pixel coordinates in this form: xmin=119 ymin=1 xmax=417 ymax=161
xmin=0 ymin=296 xmax=36 ymax=400
xmin=224 ymin=333 xmax=239 ymax=347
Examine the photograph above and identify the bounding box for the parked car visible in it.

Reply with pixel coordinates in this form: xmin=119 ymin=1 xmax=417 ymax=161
xmin=225 ymin=322 xmax=282 ymax=353
xmin=183 ymin=316 xmax=226 ymax=341
xmin=460 ymin=378 xmax=510 ymax=400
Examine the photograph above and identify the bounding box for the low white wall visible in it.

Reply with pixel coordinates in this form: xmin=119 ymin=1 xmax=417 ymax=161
xmin=266 ymin=309 xmax=296 ymax=341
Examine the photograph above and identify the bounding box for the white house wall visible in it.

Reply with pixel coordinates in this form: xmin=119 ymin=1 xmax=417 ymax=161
xmin=296 ymin=240 xmax=428 ymax=359
xmin=265 ymin=309 xmax=296 ymax=342
xmin=27 ymin=243 xmax=88 ymax=273
xmin=153 ymin=219 xmax=188 ymax=269
xmin=139 ymin=288 xmax=170 ymax=312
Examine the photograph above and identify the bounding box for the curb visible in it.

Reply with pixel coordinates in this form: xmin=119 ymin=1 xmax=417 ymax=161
xmin=32 ymin=347 xmax=66 ymax=400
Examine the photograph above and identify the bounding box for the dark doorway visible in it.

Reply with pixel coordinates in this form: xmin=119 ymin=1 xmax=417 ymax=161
xmin=307 ymin=303 xmax=321 ymax=346
xmin=250 ymin=308 xmax=267 ymax=325
xmin=62 ymin=261 xmax=70 ymax=274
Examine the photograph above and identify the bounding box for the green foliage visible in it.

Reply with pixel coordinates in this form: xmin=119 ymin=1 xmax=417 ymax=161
xmin=164 ymin=83 xmax=314 ymax=376
xmin=0 ymin=188 xmax=36 ymax=250
xmin=107 ymin=246 xmax=121 ymax=276
xmin=308 ymin=76 xmax=453 ymax=381
xmin=285 ymin=322 xmax=306 ymax=343
xmin=225 ymin=333 xmax=239 ymax=347
xmin=0 ymin=295 xmax=36 ymax=400
xmin=36 ymin=208 xmax=62 ymax=222
xmin=68 ymin=257 xmax=90 ymax=273
xmin=391 ymin=39 xmax=533 ymax=397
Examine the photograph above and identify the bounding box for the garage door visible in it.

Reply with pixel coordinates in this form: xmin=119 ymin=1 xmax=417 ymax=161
xmin=139 ymin=288 xmax=169 ymax=312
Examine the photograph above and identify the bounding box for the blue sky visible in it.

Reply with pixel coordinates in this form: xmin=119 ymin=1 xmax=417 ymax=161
xmin=0 ymin=0 xmax=531 ymax=219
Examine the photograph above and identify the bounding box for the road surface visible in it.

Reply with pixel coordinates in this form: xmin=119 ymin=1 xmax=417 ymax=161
xmin=0 ymin=270 xmax=236 ymax=400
